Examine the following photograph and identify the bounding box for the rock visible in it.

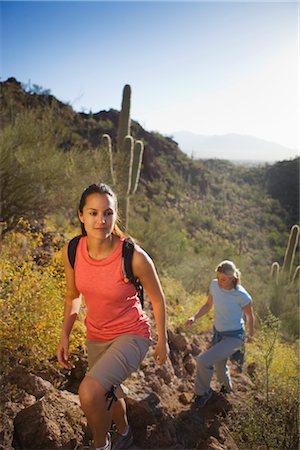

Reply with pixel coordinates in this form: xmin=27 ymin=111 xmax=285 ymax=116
xmin=191 ymin=343 xmax=201 ymax=356
xmin=0 ymin=328 xmax=251 ymax=450
xmin=149 ymin=379 xmax=163 ymax=394
xmin=234 ymin=373 xmax=255 ymax=391
xmin=64 ymin=356 xmax=88 ymax=394
xmin=140 ymin=392 xmax=164 ymax=418
xmin=14 ymin=390 xmax=87 ymax=449
xmin=195 ymin=391 xmax=232 ymax=420
xmin=155 ymin=358 xmax=175 ymax=384
xmin=3 ymin=366 xmax=54 ymax=399
xmin=175 ymin=409 xmax=206 ymax=448
xmin=168 ymin=330 xmax=189 ymax=353
xmin=203 ymin=436 xmax=227 ymax=450
xmin=183 ymin=354 xmax=197 ymax=375
xmin=178 ymin=393 xmax=190 ymax=405
xmin=218 ymin=424 xmax=239 ymax=450
xmin=35 ymin=367 xmax=67 ymax=389
xmin=246 ymin=362 xmax=256 ymax=378
xmin=177 ymin=383 xmax=186 ymax=392
xmin=0 ymin=386 xmax=36 ymax=450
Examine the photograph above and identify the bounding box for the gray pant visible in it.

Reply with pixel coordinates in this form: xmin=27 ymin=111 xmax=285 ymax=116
xmin=195 ymin=336 xmax=243 ymax=395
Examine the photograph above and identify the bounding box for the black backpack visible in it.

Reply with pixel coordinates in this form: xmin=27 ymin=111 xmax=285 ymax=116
xmin=67 ymin=236 xmax=144 ymax=308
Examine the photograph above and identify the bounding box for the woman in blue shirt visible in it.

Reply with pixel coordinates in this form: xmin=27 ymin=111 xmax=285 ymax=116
xmin=186 ymin=260 xmax=255 ymax=408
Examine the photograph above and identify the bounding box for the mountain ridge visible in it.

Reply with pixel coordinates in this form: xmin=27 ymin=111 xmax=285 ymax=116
xmin=172 ymin=130 xmax=297 ymax=163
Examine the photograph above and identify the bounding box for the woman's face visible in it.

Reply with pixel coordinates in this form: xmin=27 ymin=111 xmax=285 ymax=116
xmin=217 ymin=272 xmax=235 ymax=290
xmin=78 ymin=193 xmax=117 ymax=239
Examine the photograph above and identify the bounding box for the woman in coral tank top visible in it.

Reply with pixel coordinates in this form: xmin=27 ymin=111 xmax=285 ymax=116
xmin=57 ymin=183 xmax=168 ymax=450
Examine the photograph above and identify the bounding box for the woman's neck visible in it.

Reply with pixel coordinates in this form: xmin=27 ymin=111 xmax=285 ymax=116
xmin=86 ymin=234 xmax=118 ymax=260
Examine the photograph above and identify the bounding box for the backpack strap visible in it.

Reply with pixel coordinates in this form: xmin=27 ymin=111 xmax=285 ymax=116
xmin=122 ymin=237 xmax=144 ymax=308
xmin=67 ymin=235 xmax=82 ymax=269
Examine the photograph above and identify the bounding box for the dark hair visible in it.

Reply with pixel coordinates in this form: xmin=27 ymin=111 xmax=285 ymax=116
xmin=78 ymin=183 xmax=124 ymax=238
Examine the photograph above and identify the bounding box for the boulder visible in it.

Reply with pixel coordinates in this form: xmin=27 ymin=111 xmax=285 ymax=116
xmin=155 ymin=358 xmax=175 ymax=384
xmin=14 ymin=390 xmax=87 ymax=449
xmin=0 ymin=393 xmax=35 ymax=450
xmin=168 ymin=330 xmax=189 ymax=353
xmin=183 ymin=354 xmax=196 ymax=375
xmin=3 ymin=366 xmax=54 ymax=399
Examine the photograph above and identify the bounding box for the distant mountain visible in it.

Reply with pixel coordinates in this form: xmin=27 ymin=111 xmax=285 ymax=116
xmin=172 ymin=131 xmax=297 ymax=163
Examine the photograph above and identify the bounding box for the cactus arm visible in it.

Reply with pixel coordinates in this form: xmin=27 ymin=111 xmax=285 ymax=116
xmin=115 ymin=135 xmax=133 ymax=197
xmin=282 ymin=225 xmax=300 ymax=277
xmin=118 ymin=196 xmax=129 ymax=233
xmin=130 ymin=140 xmax=144 ymax=195
xmin=117 ymin=84 xmax=131 ymax=151
xmin=290 ymin=265 xmax=300 ymax=285
xmin=101 ymin=134 xmax=115 ymax=185
xmin=270 ymin=262 xmax=280 ymax=284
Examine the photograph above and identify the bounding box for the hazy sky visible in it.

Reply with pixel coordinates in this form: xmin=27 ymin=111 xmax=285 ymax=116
xmin=1 ymin=1 xmax=299 ymax=154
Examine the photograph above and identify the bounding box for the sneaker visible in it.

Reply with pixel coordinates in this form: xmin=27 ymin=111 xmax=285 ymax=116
xmin=90 ymin=432 xmax=112 ymax=450
xmin=192 ymin=389 xmax=213 ymax=408
xmin=113 ymin=425 xmax=134 ymax=449
xmin=220 ymin=385 xmax=232 ymax=395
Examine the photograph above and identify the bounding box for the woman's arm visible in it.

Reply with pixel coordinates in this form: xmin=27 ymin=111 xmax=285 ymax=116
xmin=243 ymin=302 xmax=255 ymax=337
xmin=185 ymin=293 xmax=213 ymax=326
xmin=132 ymin=246 xmax=168 ymax=365
xmin=56 ymin=244 xmax=81 ymax=369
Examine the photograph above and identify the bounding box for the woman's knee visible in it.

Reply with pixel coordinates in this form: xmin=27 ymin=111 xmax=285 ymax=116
xmin=79 ymin=375 xmax=106 ymax=407
xmin=197 ymin=352 xmax=214 ymax=368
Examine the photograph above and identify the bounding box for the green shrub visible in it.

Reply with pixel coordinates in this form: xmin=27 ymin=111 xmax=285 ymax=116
xmin=0 ymin=220 xmax=85 ymax=372
xmin=0 ymin=108 xmax=110 ymax=233
xmin=227 ymin=312 xmax=299 ymax=449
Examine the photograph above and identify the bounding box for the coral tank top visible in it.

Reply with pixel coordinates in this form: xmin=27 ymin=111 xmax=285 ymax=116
xmin=74 ymin=236 xmax=151 ymax=341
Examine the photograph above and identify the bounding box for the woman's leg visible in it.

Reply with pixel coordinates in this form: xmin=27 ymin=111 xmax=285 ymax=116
xmin=112 ymin=398 xmax=128 ymax=434
xmin=84 ymin=335 xmax=150 ymax=445
xmin=79 ymin=375 xmax=112 ymax=448
xmin=195 ymin=337 xmax=242 ymax=395
xmin=215 ymin=358 xmax=232 ymax=390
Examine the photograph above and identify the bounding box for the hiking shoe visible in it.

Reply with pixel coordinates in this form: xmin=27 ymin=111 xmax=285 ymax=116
xmin=90 ymin=432 xmax=112 ymax=450
xmin=113 ymin=425 xmax=134 ymax=449
xmin=220 ymin=385 xmax=232 ymax=395
xmin=192 ymin=389 xmax=213 ymax=408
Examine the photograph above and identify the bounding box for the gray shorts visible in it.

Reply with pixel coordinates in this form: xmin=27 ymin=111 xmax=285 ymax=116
xmin=86 ymin=334 xmax=150 ymax=398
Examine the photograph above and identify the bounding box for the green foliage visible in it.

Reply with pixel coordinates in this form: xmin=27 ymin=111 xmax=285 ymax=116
xmin=0 ymin=108 xmax=109 ymax=232
xmin=228 ymin=312 xmax=299 ymax=449
xmin=0 ymin=220 xmax=85 ymax=372
xmin=265 ymin=158 xmax=299 ymax=226
xmin=160 ymin=275 xmax=213 ymax=333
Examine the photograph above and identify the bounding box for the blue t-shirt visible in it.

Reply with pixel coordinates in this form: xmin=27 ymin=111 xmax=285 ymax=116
xmin=209 ymin=279 xmax=252 ymax=332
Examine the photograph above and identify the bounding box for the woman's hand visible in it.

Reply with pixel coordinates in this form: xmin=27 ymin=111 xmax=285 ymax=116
xmin=185 ymin=316 xmax=195 ymax=327
xmin=57 ymin=334 xmax=72 ymax=369
xmin=154 ymin=339 xmax=169 ymax=365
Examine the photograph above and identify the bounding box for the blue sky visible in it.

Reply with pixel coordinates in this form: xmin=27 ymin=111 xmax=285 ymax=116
xmin=1 ymin=1 xmax=299 ymax=156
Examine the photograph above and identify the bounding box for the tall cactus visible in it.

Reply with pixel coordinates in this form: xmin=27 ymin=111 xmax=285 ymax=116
xmin=101 ymin=84 xmax=144 ymax=231
xmin=282 ymin=225 xmax=299 ymax=276
xmin=270 ymin=225 xmax=300 ymax=284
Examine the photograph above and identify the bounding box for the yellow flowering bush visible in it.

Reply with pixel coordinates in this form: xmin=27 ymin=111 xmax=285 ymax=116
xmin=0 ymin=220 xmax=85 ymax=372
xmin=161 ymin=275 xmax=213 ymax=333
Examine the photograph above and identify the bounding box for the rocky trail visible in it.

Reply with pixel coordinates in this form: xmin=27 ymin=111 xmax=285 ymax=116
xmin=1 ymin=330 xmax=255 ymax=450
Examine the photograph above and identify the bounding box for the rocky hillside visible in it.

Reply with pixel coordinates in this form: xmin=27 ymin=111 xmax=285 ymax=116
xmin=1 ymin=77 xmax=299 ymax=450
xmin=1 ymin=329 xmax=254 ymax=450
xmin=0 ymin=78 xmax=299 ymax=270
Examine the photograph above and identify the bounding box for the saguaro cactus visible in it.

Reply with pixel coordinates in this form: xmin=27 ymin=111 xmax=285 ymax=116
xmin=282 ymin=225 xmax=299 ymax=276
xmin=101 ymin=85 xmax=144 ymax=230
xmin=270 ymin=225 xmax=300 ymax=284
